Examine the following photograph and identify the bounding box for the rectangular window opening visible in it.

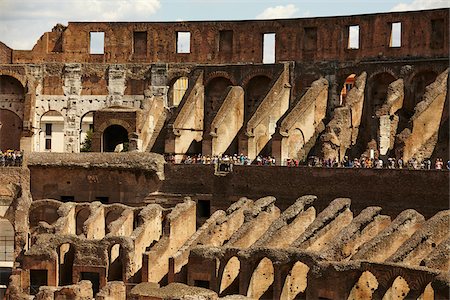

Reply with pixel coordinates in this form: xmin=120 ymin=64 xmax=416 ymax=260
xmin=30 ymin=270 xmax=48 ymax=295
xmin=390 ymin=22 xmax=402 ymax=47
xmin=263 ymin=33 xmax=276 ymax=64
xmin=90 ymin=32 xmax=105 ymax=54
xmin=45 ymin=123 xmax=52 ymax=136
xmin=45 ymin=139 xmax=52 ymax=150
xmin=219 ymin=30 xmax=233 ymax=52
xmin=431 ymin=19 xmax=444 ymax=49
xmin=348 ymin=25 xmax=359 ymax=49
xmin=133 ymin=31 xmax=147 ymax=56
xmin=177 ymin=31 xmax=191 ymax=54
xmin=303 ymin=27 xmax=317 ymax=51
xmin=197 ymin=200 xmax=211 ymax=218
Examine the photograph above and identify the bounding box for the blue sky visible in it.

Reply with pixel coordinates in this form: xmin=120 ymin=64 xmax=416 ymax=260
xmin=0 ymin=0 xmax=448 ymax=50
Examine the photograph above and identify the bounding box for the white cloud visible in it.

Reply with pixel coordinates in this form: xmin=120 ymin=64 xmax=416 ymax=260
xmin=256 ymin=4 xmax=299 ymax=19
xmin=391 ymin=0 xmax=449 ymax=11
xmin=0 ymin=0 xmax=161 ymax=49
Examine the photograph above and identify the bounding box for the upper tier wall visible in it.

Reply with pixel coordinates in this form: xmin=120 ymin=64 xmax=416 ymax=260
xmin=10 ymin=8 xmax=449 ymax=64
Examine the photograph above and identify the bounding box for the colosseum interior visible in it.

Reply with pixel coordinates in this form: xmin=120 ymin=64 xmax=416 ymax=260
xmin=0 ymin=7 xmax=448 ymax=300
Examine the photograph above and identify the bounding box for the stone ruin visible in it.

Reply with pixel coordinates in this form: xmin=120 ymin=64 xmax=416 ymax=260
xmin=0 ymin=6 xmax=448 ymax=300
xmin=2 ymin=174 xmax=449 ymax=299
xmin=0 ymin=8 xmax=448 ymax=164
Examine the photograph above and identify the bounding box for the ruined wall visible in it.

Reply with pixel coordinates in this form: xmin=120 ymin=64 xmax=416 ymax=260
xmin=10 ymin=9 xmax=449 ymax=64
xmin=0 ymin=42 xmax=12 ymax=64
xmin=28 ymin=152 xmax=165 ymax=204
xmin=161 ymin=164 xmax=449 ymax=219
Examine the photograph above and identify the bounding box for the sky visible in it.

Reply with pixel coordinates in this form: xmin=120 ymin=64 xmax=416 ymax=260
xmin=0 ymin=0 xmax=448 ymax=50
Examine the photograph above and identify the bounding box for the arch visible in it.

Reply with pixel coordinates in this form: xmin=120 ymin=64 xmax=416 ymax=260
xmin=368 ymin=72 xmax=397 ymax=112
xmin=0 ymin=109 xmax=22 ymax=150
xmin=205 ymin=71 xmax=237 ymax=87
xmin=418 ymin=283 xmax=434 ymax=300
xmin=108 ymin=243 xmax=124 ymax=281
xmin=76 ymin=207 xmax=90 ymax=236
xmin=405 ymin=70 xmax=438 ymax=115
xmin=104 ymin=208 xmax=124 ymax=235
xmin=244 ymin=75 xmax=272 ymax=120
xmin=351 ymin=72 xmax=397 ymax=157
xmin=204 ymin=77 xmax=233 ymax=127
xmin=29 ymin=204 xmax=59 ymax=229
xmin=97 ymin=118 xmax=133 ymax=135
xmin=0 ymin=218 xmax=14 ymax=265
xmin=80 ymin=111 xmax=95 ymax=151
xmin=219 ymin=256 xmax=240 ymax=295
xmin=280 ymin=261 xmax=309 ymax=300
xmin=247 ymin=257 xmax=274 ymax=299
xmin=168 ymin=76 xmax=189 ymax=107
xmin=39 ymin=110 xmax=64 ymax=152
xmin=0 ymin=72 xmax=27 ymax=89
xmin=102 ymin=124 xmax=129 ymax=152
xmin=340 ymin=74 xmax=356 ymax=106
xmin=347 ymin=271 xmax=378 ymax=300
xmin=57 ymin=243 xmax=75 ymax=286
xmin=383 ymin=276 xmax=410 ymax=300
xmin=288 ymin=128 xmax=306 ymax=160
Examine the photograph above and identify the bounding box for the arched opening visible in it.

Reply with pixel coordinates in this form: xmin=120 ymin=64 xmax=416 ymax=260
xmin=40 ymin=110 xmax=64 ymax=152
xmin=102 ymin=125 xmax=129 ymax=152
xmin=406 ymin=71 xmax=438 ymax=115
xmin=347 ymin=271 xmax=378 ymax=300
xmin=247 ymin=257 xmax=274 ymax=299
xmin=383 ymin=276 xmax=410 ymax=300
xmin=80 ymin=112 xmax=94 ymax=152
xmin=58 ymin=243 xmax=75 ymax=286
xmin=76 ymin=208 xmax=90 ymax=236
xmin=351 ymin=72 xmax=396 ymax=158
xmin=245 ymin=76 xmax=272 ymax=120
xmin=280 ymin=261 xmax=309 ymax=300
xmin=105 ymin=209 xmax=124 ymax=235
xmin=418 ymin=283 xmax=434 ymax=300
xmin=288 ymin=128 xmax=306 ymax=160
xmin=398 ymin=71 xmax=438 ymax=133
xmin=29 ymin=205 xmax=59 ymax=229
xmin=219 ymin=256 xmax=240 ymax=295
xmin=340 ymin=74 xmax=356 ymax=106
xmin=108 ymin=244 xmax=123 ymax=281
xmin=0 ymin=109 xmax=22 ymax=150
xmin=168 ymin=77 xmax=188 ymax=107
xmin=0 ymin=76 xmax=25 ymax=146
xmin=205 ymin=77 xmax=233 ymax=129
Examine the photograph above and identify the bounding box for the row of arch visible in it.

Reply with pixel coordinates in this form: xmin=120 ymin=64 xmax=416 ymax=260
xmin=0 ymin=67 xmax=443 ymax=155
xmin=212 ymin=254 xmax=440 ymax=299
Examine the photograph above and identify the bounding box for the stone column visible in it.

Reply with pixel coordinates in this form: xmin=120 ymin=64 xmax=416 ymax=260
xmin=63 ymin=64 xmax=82 ymax=153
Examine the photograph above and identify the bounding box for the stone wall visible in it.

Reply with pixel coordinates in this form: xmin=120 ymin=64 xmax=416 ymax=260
xmin=161 ymin=164 xmax=449 ymax=219
xmin=28 ymin=152 xmax=165 ymax=204
xmin=10 ymin=9 xmax=449 ymax=64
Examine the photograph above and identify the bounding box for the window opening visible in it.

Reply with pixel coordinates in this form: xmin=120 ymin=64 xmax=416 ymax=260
xmin=45 ymin=139 xmax=52 ymax=150
xmin=133 ymin=31 xmax=147 ymax=56
xmin=219 ymin=30 xmax=233 ymax=52
xmin=90 ymin=32 xmax=105 ymax=54
xmin=390 ymin=22 xmax=401 ymax=47
xmin=45 ymin=123 xmax=52 ymax=136
xmin=177 ymin=32 xmax=191 ymax=53
xmin=263 ymin=33 xmax=276 ymax=64
xmin=348 ymin=25 xmax=359 ymax=49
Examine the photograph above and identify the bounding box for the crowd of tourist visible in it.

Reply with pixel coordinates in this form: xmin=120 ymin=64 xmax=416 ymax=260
xmin=165 ymin=153 xmax=450 ymax=170
xmin=0 ymin=150 xmax=23 ymax=167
